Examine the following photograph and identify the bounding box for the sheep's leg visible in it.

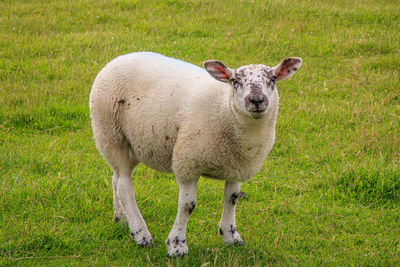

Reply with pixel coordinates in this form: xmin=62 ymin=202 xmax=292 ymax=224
xmin=116 ymin=167 xmax=154 ymax=247
xmin=166 ymin=180 xmax=198 ymax=257
xmin=112 ymin=172 xmax=125 ymax=222
xmin=103 ymin=144 xmax=153 ymax=247
xmin=219 ymin=181 xmax=243 ymax=245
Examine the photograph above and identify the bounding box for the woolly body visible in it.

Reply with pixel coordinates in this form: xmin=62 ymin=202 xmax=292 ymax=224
xmin=90 ymin=52 xmax=278 ymax=182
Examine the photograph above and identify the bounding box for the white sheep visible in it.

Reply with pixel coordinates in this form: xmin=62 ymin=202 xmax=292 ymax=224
xmin=89 ymin=52 xmax=302 ymax=257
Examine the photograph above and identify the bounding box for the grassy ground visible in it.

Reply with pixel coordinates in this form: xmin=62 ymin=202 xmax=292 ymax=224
xmin=1 ymin=0 xmax=399 ymax=265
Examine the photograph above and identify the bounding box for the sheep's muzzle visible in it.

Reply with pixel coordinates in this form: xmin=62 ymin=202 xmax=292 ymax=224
xmin=245 ymin=91 xmax=268 ymax=118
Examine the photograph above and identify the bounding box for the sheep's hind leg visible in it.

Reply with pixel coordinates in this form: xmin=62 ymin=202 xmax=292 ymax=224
xmin=219 ymin=181 xmax=243 ymax=245
xmin=104 ymin=144 xmax=154 ymax=247
xmin=166 ymin=179 xmax=198 ymax=257
xmin=112 ymin=171 xmax=126 ymax=222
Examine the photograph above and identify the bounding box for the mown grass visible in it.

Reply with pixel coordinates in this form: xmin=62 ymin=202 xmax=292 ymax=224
xmin=1 ymin=0 xmax=399 ymax=265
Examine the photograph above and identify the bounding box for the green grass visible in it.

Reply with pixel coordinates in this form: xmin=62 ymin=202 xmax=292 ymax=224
xmin=1 ymin=0 xmax=399 ymax=265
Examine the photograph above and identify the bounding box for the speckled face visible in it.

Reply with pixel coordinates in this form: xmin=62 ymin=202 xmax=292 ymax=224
xmin=204 ymin=57 xmax=302 ymax=119
xmin=230 ymin=64 xmax=276 ymax=119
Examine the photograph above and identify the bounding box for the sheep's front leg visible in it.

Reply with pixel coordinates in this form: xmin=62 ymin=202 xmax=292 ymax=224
xmin=219 ymin=181 xmax=243 ymax=245
xmin=166 ymin=180 xmax=198 ymax=257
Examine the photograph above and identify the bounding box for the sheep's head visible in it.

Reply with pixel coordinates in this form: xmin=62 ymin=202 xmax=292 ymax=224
xmin=204 ymin=57 xmax=302 ymax=119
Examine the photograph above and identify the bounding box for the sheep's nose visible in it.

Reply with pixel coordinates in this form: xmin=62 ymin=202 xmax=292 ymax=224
xmin=249 ymin=95 xmax=268 ymax=107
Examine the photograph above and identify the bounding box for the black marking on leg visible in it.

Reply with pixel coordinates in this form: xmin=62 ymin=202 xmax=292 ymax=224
xmin=229 ymin=225 xmax=237 ymax=235
xmin=131 ymin=229 xmax=151 ymax=247
xmin=219 ymin=228 xmax=224 ymax=236
xmin=230 ymin=192 xmax=239 ymax=205
xmin=115 ymin=216 xmax=120 ymax=222
xmin=167 ymin=237 xmax=187 ymax=257
xmin=170 ymin=236 xmax=185 ymax=247
xmin=173 ymin=236 xmax=180 ymax=246
xmin=135 ymin=229 xmax=142 ymax=235
xmin=189 ymin=202 xmax=196 ymax=214
xmin=185 ymin=201 xmax=196 ymax=215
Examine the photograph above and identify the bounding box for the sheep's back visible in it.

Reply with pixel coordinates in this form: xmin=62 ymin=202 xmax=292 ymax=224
xmin=91 ymin=52 xmax=214 ymax=172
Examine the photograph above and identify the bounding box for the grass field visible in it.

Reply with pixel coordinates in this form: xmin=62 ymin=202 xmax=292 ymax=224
xmin=1 ymin=0 xmax=399 ymax=265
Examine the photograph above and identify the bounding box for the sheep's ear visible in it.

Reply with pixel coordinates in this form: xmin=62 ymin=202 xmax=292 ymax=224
xmin=272 ymin=57 xmax=302 ymax=82
xmin=203 ymin=60 xmax=233 ymax=83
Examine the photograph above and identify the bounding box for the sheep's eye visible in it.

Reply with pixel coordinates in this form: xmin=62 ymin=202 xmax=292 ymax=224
xmin=271 ymin=76 xmax=277 ymax=83
xmin=231 ymin=79 xmax=240 ymax=86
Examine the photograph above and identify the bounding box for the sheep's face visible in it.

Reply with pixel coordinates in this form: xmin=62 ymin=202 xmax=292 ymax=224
xmin=231 ymin=64 xmax=275 ymax=119
xmin=204 ymin=58 xmax=302 ymax=119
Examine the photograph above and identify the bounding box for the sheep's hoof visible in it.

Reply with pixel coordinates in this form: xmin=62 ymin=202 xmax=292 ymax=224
xmin=137 ymin=237 xmax=155 ymax=247
xmin=223 ymin=235 xmax=244 ymax=246
xmin=130 ymin=230 xmax=154 ymax=247
xmin=220 ymin=226 xmax=243 ymax=246
xmin=166 ymin=237 xmax=188 ymax=257
xmin=224 ymin=237 xmax=244 ymax=246
xmin=233 ymin=238 xmax=244 ymax=246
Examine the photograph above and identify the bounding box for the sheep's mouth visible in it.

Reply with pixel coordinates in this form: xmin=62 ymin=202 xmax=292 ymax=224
xmin=247 ymin=105 xmax=267 ymax=113
xmin=245 ymin=100 xmax=268 ymax=118
xmin=250 ymin=110 xmax=266 ymax=119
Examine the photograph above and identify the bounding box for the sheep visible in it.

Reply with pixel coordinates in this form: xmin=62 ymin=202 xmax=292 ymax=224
xmin=89 ymin=52 xmax=302 ymax=257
